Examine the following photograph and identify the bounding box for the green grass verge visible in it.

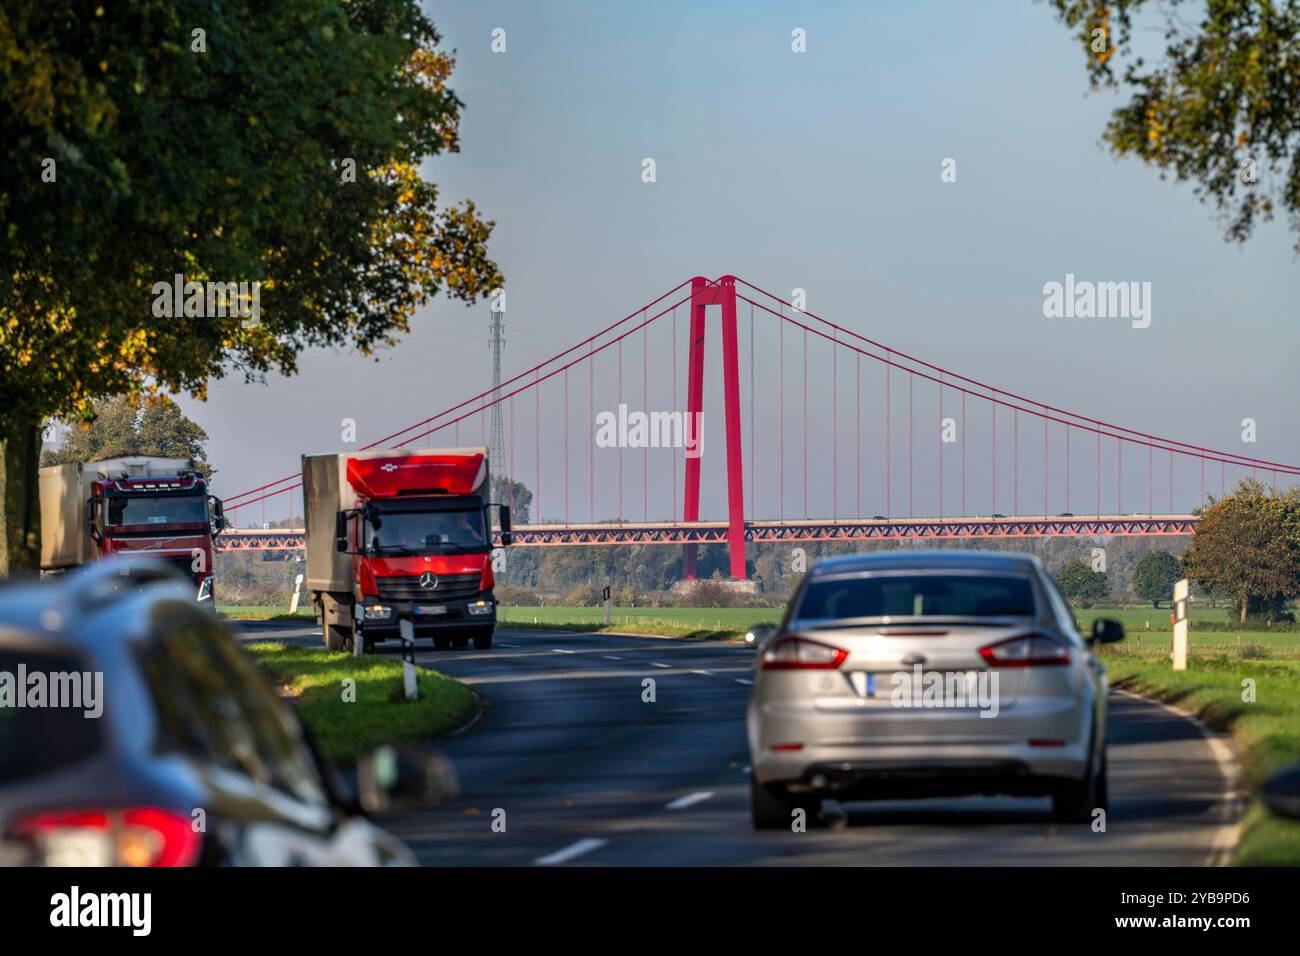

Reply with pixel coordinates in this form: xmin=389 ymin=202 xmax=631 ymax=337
xmin=1101 ymin=646 xmax=1300 ymax=865
xmin=496 ymin=605 xmax=780 ymax=641
xmin=219 ymin=604 xmax=314 ymax=621
xmin=245 ymin=642 xmax=478 ymax=768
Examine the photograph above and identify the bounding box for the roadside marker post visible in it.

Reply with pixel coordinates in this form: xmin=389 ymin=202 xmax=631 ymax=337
xmin=1172 ymin=578 xmax=1189 ymax=671
xmin=289 ymin=573 xmax=304 ymax=615
xmin=603 ymin=584 xmax=612 ymax=626
xmin=399 ymin=617 xmax=418 ymax=699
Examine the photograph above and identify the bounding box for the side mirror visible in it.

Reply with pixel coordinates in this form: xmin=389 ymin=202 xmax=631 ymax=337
xmin=209 ymin=495 xmax=225 ymax=534
xmin=495 ymin=504 xmax=513 ymax=546
xmin=745 ymin=623 xmax=777 ymax=649
xmin=334 ymin=511 xmax=349 ymax=553
xmin=355 ymin=745 xmax=459 ymax=814
xmin=1090 ymin=618 xmax=1125 ymax=645
xmin=1262 ymin=766 xmax=1300 ymax=820
xmin=84 ymin=498 xmax=101 ymax=543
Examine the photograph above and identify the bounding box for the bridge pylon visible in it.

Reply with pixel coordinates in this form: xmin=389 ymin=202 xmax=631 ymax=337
xmin=682 ymin=276 xmax=748 ymax=580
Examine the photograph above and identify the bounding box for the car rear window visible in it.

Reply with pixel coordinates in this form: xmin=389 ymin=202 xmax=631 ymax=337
xmin=795 ymin=574 xmax=1036 ymax=622
xmin=0 ymin=647 xmax=104 ymax=784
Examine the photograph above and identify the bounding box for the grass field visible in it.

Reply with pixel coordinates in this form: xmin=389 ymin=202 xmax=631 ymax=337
xmin=496 ymin=605 xmax=780 ymax=640
xmin=495 ymin=604 xmax=1298 ymax=649
xmin=219 ymin=604 xmax=314 ymax=621
xmin=246 ymin=642 xmax=478 ymax=767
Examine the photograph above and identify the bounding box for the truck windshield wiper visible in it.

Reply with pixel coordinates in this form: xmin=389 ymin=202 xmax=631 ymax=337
xmin=373 ymin=544 xmax=420 ymax=556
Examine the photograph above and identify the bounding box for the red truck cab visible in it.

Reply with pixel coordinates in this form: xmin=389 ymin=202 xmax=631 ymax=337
xmin=87 ymin=473 xmax=223 ymax=602
xmin=39 ymin=457 xmax=224 ymax=604
xmin=303 ymin=447 xmax=511 ymax=653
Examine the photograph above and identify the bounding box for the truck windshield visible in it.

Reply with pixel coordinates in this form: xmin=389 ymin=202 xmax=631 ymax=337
xmin=366 ymin=508 xmax=486 ymax=555
xmin=107 ymin=494 xmax=208 ymax=527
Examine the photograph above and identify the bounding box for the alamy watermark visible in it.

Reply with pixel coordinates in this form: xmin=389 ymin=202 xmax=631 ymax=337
xmin=888 ymin=665 xmax=1000 ymax=718
xmin=595 ymin=404 xmax=703 ymax=459
xmin=1042 ymin=273 xmax=1151 ymax=329
xmin=151 ymin=273 xmax=261 ymax=327
xmin=0 ymin=665 xmax=103 ymax=718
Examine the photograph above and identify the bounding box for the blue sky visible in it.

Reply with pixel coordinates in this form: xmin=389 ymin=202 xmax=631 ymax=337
xmin=185 ymin=0 xmax=1300 ymax=526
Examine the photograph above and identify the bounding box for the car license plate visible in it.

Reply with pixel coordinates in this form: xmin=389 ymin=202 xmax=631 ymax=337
xmin=849 ymin=672 xmax=880 ymax=697
xmin=415 ymin=605 xmax=447 ymax=616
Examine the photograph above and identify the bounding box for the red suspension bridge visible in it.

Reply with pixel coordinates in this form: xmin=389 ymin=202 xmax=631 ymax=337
xmin=218 ymin=275 xmax=1298 ymax=580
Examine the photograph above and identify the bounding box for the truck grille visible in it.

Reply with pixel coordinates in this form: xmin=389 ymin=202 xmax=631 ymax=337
xmin=159 ymin=554 xmax=201 ymax=586
xmin=376 ymin=572 xmax=481 ymax=603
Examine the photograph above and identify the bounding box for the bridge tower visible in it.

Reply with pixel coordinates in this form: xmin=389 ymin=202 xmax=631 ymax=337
xmin=682 ymin=276 xmax=748 ymax=580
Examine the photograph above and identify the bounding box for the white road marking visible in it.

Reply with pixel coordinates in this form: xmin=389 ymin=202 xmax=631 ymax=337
xmin=534 ymin=838 xmax=608 ymax=866
xmin=650 ymin=662 xmax=670 ymax=668
xmin=603 ymin=655 xmax=623 ymax=660
xmin=734 ymin=678 xmax=753 ymax=686
xmin=665 ymin=791 xmax=715 ymax=811
xmin=1113 ymin=687 xmax=1243 ymax=866
xmin=551 ymin=648 xmax=576 ymax=654
xmin=692 ymin=669 xmax=714 ymax=676
xmin=498 ymin=642 xmax=519 ymax=648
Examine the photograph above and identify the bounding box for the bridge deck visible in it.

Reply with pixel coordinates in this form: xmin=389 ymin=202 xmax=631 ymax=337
xmin=216 ymin=514 xmax=1198 ymax=550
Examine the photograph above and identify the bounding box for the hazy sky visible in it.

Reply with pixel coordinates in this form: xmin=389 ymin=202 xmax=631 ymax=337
xmin=180 ymin=0 xmax=1300 ymax=527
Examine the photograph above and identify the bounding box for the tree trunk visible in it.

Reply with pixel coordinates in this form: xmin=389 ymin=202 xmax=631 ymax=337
xmin=0 ymin=412 xmax=42 ymax=577
xmin=1239 ymin=597 xmax=1248 ymax=627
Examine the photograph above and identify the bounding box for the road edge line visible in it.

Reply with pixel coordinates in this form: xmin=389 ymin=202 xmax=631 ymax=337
xmin=1111 ymin=686 xmax=1243 ymax=867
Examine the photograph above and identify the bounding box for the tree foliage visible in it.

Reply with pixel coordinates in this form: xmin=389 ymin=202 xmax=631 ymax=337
xmin=42 ymin=394 xmax=213 ymax=478
xmin=1047 ymin=0 xmax=1300 ymax=250
xmin=0 ymin=1 xmax=501 ymax=570
xmin=1054 ymin=558 xmax=1112 ymax=607
xmin=1182 ymin=478 xmax=1300 ymax=624
xmin=1131 ymin=549 xmax=1181 ymax=607
xmin=491 ymin=476 xmax=533 ymax=525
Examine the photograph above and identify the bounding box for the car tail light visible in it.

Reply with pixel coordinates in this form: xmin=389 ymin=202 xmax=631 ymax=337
xmin=11 ymin=808 xmax=202 ymax=867
xmin=761 ymin=636 xmax=848 ymax=670
xmin=979 ymin=632 xmax=1071 ymax=668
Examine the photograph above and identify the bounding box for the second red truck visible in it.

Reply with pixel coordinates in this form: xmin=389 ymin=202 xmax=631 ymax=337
xmin=302 ymin=446 xmax=512 ymax=653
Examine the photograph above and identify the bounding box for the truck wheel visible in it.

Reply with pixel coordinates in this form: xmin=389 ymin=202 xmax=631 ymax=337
xmin=323 ymin=623 xmax=349 ymax=652
xmin=472 ymin=628 xmax=493 ymax=651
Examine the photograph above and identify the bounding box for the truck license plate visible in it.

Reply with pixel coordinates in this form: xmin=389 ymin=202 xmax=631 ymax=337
xmin=415 ymin=605 xmax=447 ymax=616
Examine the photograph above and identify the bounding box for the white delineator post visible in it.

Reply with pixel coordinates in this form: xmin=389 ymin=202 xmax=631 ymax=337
xmin=289 ymin=573 xmax=304 ymax=615
xmin=603 ymin=584 xmax=612 ymax=627
xmin=400 ymin=617 xmax=418 ymax=700
xmin=1172 ymin=578 xmax=1189 ymax=672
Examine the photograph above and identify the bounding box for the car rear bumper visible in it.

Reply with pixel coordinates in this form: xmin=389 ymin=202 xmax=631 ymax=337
xmin=749 ymin=697 xmax=1092 ymax=794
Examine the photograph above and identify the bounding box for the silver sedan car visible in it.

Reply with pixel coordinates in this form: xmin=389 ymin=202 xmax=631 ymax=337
xmin=746 ymin=551 xmax=1125 ymax=829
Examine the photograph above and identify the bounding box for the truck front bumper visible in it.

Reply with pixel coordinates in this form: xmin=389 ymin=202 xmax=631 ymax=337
xmin=357 ymin=593 xmax=496 ymax=637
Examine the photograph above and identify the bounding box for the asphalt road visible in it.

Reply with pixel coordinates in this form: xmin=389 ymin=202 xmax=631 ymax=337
xmin=238 ymin=622 xmax=1239 ymax=866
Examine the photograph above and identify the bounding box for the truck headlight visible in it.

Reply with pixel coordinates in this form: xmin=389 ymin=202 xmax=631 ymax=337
xmin=196 ymin=577 xmax=213 ymax=603
xmin=467 ymin=600 xmax=494 ymax=616
xmin=364 ymin=604 xmax=393 ymax=620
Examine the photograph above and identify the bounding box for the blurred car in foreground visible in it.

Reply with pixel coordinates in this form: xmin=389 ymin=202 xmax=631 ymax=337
xmin=746 ymin=551 xmax=1125 ymax=829
xmin=0 ymin=560 xmax=453 ymax=866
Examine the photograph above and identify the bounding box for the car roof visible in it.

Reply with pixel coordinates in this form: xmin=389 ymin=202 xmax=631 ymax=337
xmin=0 ymin=561 xmax=200 ymax=653
xmin=808 ymin=549 xmax=1043 ymax=576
